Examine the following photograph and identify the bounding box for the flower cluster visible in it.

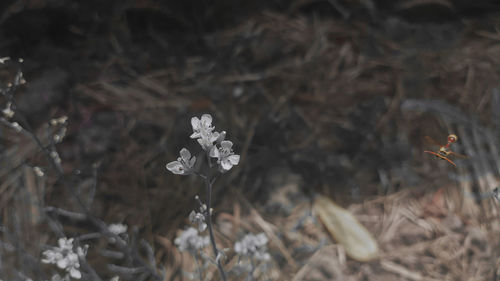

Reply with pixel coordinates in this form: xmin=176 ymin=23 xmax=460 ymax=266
xmin=41 ymin=238 xmax=88 ymax=279
xmin=234 ymin=233 xmax=270 ymax=261
xmin=174 ymin=227 xmax=210 ymax=252
xmin=190 ymin=114 xmax=220 ymax=150
xmin=166 ymin=114 xmax=239 ymax=175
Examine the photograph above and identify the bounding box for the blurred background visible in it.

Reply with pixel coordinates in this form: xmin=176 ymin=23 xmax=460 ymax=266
xmin=2 ymin=0 xmax=500 ymax=280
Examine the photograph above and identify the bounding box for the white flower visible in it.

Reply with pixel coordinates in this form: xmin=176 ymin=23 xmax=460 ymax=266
xmin=189 ymin=210 xmax=207 ymax=232
xmin=190 ymin=114 xmax=215 ymax=139
xmin=234 ymin=233 xmax=270 ymax=261
xmin=41 ymin=237 xmax=87 ymax=280
xmin=174 ymin=227 xmax=210 ymax=252
xmin=166 ymin=148 xmax=196 ymax=175
xmin=210 ymin=141 xmax=240 ymax=171
xmin=190 ymin=114 xmax=221 ymax=151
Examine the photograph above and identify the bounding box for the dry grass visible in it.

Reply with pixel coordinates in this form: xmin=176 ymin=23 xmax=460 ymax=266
xmin=2 ymin=7 xmax=500 ymax=281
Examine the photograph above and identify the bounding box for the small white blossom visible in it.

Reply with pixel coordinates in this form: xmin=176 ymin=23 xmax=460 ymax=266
xmin=108 ymin=223 xmax=128 ymax=235
xmin=234 ymin=233 xmax=270 ymax=261
xmin=190 ymin=114 xmax=215 ymax=139
xmin=189 ymin=210 xmax=207 ymax=232
xmin=174 ymin=227 xmax=210 ymax=252
xmin=50 ymin=116 xmax=68 ymax=126
xmin=210 ymin=141 xmax=240 ymax=171
xmin=33 ymin=166 xmax=44 ymax=177
xmin=190 ymin=114 xmax=221 ymax=151
xmin=41 ymin=238 xmax=87 ymax=279
xmin=166 ymin=148 xmax=196 ymax=175
xmin=2 ymin=102 xmax=14 ymax=118
xmin=0 ymin=56 xmax=10 ymax=64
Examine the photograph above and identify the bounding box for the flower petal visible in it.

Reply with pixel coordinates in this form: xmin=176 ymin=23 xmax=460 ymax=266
xmin=166 ymin=161 xmax=185 ymax=175
xmin=191 ymin=117 xmax=200 ymax=130
xmin=209 ymin=146 xmax=219 ymax=158
xmin=210 ymin=132 xmax=220 ymax=142
xmin=70 ymin=268 xmax=82 ymax=279
xmin=56 ymin=258 xmax=68 ymax=269
xmin=179 ymin=148 xmax=191 ymax=162
xmin=221 ymin=159 xmax=233 ymax=171
xmin=220 ymin=140 xmax=233 ymax=149
xmin=189 ymin=155 xmax=196 ymax=168
xmin=228 ymin=154 xmax=240 ymax=165
xmin=200 ymin=114 xmax=212 ymax=126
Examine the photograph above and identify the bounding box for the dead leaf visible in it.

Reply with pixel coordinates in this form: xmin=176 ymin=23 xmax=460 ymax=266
xmin=314 ymin=195 xmax=379 ymax=262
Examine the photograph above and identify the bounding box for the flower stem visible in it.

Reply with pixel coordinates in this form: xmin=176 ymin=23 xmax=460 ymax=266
xmin=204 ymin=177 xmax=227 ymax=281
xmin=191 ymin=252 xmax=203 ymax=281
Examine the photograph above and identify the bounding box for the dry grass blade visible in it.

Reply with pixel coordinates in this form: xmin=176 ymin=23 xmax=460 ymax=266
xmin=396 ymin=0 xmax=454 ymax=10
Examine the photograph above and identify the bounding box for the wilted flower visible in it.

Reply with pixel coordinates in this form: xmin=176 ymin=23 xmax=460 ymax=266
xmin=166 ymin=148 xmax=196 ymax=175
xmin=174 ymin=227 xmax=210 ymax=252
xmin=41 ymin=238 xmax=88 ymax=279
xmin=210 ymin=141 xmax=240 ymax=171
xmin=234 ymin=233 xmax=270 ymax=261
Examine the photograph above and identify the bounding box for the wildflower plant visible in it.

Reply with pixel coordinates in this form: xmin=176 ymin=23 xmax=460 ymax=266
xmin=167 ymin=113 xmax=240 ymax=281
xmin=41 ymin=238 xmax=88 ymax=280
xmin=0 ymin=59 xmax=164 ymax=281
xmin=234 ymin=233 xmax=270 ymax=262
xmin=233 ymin=233 xmax=271 ymax=280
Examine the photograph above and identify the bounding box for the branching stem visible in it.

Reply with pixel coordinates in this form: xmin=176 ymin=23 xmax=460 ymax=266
xmin=204 ymin=176 xmax=227 ymax=281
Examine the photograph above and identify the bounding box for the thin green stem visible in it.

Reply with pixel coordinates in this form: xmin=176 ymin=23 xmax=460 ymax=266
xmin=204 ymin=176 xmax=227 ymax=281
